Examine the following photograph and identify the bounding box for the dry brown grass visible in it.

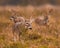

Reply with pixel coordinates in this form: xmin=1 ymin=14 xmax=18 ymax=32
xmin=0 ymin=4 xmax=60 ymax=48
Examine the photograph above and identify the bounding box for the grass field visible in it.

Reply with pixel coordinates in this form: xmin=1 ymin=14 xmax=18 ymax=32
xmin=0 ymin=5 xmax=60 ymax=48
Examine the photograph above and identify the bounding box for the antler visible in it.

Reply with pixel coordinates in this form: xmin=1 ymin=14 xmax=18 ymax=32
xmin=30 ymin=16 xmax=35 ymax=23
xmin=8 ymin=9 xmax=17 ymax=16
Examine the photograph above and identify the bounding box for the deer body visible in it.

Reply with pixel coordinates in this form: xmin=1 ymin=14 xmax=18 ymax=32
xmin=35 ymin=15 xmax=49 ymax=25
xmin=10 ymin=16 xmax=34 ymax=41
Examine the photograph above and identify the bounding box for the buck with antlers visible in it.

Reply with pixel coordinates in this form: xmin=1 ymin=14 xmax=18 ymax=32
xmin=10 ymin=15 xmax=34 ymax=41
xmin=9 ymin=9 xmax=25 ymax=41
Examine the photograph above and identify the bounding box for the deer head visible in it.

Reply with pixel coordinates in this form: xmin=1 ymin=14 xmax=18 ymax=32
xmin=25 ymin=17 xmax=35 ymax=30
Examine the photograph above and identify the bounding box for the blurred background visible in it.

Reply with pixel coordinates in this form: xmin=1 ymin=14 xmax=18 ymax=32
xmin=0 ymin=0 xmax=60 ymax=6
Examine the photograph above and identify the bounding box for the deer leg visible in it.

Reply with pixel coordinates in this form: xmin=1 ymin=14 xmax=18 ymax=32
xmin=12 ymin=25 xmax=17 ymax=42
xmin=12 ymin=24 xmax=19 ymax=41
xmin=16 ymin=25 xmax=22 ymax=41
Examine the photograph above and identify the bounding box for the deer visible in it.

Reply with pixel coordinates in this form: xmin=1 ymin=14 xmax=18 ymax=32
xmin=35 ymin=15 xmax=50 ymax=26
xmin=9 ymin=9 xmax=25 ymax=41
xmin=10 ymin=15 xmax=34 ymax=41
xmin=10 ymin=16 xmax=25 ymax=41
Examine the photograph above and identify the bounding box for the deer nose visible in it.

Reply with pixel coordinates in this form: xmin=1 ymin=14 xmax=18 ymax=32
xmin=10 ymin=18 xmax=13 ymax=20
xmin=29 ymin=27 xmax=32 ymax=30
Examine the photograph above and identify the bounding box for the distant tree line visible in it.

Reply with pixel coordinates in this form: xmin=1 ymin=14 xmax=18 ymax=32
xmin=0 ymin=0 xmax=60 ymax=6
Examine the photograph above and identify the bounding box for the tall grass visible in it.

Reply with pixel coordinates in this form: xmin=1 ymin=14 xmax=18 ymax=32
xmin=0 ymin=5 xmax=60 ymax=48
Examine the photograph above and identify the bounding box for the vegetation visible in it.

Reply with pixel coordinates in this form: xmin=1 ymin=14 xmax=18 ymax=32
xmin=0 ymin=5 xmax=60 ymax=48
